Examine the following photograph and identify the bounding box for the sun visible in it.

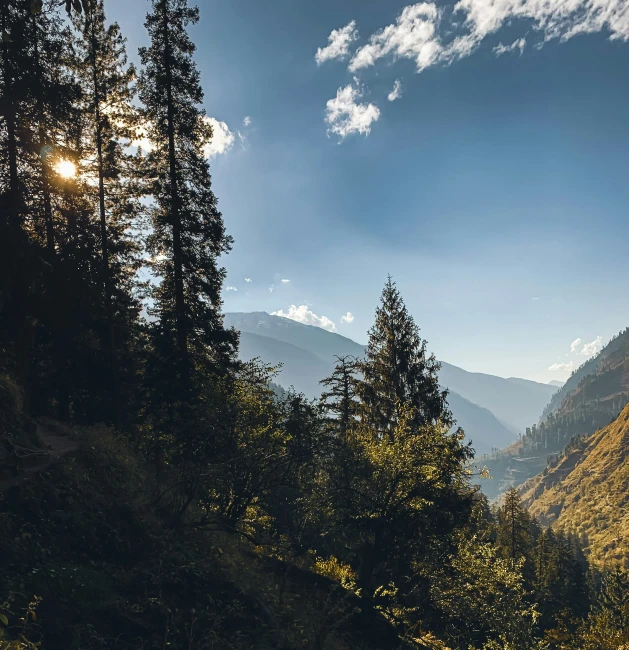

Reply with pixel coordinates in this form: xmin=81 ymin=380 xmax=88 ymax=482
xmin=56 ymin=159 xmax=77 ymax=179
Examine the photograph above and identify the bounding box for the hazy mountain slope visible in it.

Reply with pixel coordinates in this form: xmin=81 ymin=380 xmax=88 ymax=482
xmin=225 ymin=312 xmax=365 ymax=363
xmin=438 ymin=363 xmax=557 ymax=434
xmin=521 ymin=403 xmax=629 ymax=568
xmin=237 ymin=332 xmax=330 ymax=397
xmin=445 ymin=391 xmax=515 ymax=456
xmin=548 ymin=380 xmax=564 ymax=387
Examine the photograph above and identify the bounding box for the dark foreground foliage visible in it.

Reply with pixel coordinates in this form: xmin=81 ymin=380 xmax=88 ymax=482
xmin=1 ymin=1 xmax=628 ymax=649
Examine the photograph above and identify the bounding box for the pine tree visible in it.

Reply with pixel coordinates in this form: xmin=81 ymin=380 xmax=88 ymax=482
xmin=319 ymin=282 xmax=473 ymax=607
xmin=320 ymin=355 xmax=358 ymax=440
xmin=1 ymin=0 xmax=80 ymax=407
xmin=497 ymin=488 xmax=534 ymax=564
xmin=73 ymin=0 xmax=141 ymax=425
xmin=355 ymin=276 xmax=452 ymax=441
xmin=138 ymin=0 xmax=237 ymax=397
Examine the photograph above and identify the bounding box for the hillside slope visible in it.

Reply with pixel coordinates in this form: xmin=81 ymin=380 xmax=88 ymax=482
xmin=445 ymin=392 xmax=515 ymax=456
xmin=478 ymin=329 xmax=629 ymax=499
xmin=437 ymin=364 xmax=556 ymax=434
xmin=521 ymin=403 xmax=629 ymax=568
xmin=237 ymin=331 xmax=331 ymax=397
xmin=225 ymin=312 xmax=365 ymax=363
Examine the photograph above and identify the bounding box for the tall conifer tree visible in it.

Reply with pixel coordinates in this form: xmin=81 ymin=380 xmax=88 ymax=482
xmin=355 ymin=276 xmax=452 ymax=440
xmin=138 ymin=0 xmax=236 ymax=394
xmin=73 ymin=0 xmax=140 ymax=425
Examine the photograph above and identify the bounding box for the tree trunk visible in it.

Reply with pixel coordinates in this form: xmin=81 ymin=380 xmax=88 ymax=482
xmin=90 ymin=12 xmax=121 ymax=427
xmin=162 ymin=0 xmax=188 ymax=374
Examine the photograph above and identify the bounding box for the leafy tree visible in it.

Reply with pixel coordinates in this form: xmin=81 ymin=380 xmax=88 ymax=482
xmin=322 ymin=401 xmax=473 ymax=608
xmin=432 ymin=535 xmax=540 ymax=650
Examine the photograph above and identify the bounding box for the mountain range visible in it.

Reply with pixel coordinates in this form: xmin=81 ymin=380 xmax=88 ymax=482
xmin=224 ymin=312 xmax=557 ymax=457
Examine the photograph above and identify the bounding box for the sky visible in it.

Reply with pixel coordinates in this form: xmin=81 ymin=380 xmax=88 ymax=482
xmin=108 ymin=0 xmax=629 ymax=383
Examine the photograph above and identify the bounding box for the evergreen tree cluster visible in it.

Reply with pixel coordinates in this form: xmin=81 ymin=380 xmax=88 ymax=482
xmin=1 ymin=2 xmax=628 ymax=649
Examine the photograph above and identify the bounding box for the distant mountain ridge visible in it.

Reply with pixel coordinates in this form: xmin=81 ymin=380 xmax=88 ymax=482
xmin=224 ymin=312 xmax=556 ymax=457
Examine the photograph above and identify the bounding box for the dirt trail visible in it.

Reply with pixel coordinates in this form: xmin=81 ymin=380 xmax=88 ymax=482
xmin=0 ymin=422 xmax=79 ymax=492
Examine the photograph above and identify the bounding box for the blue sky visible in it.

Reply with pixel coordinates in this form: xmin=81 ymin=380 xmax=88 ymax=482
xmin=109 ymin=0 xmax=629 ymax=383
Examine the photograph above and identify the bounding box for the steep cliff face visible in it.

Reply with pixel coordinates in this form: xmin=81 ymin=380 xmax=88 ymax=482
xmin=522 ymin=403 xmax=629 ymax=568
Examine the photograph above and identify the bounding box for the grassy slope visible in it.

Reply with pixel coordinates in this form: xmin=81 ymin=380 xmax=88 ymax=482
xmin=522 ymin=403 xmax=629 ymax=569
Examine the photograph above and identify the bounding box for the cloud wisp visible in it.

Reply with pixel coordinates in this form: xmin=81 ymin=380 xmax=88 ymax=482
xmin=272 ymin=305 xmax=338 ymax=332
xmin=316 ymin=21 xmax=359 ymax=65
xmin=340 ymin=311 xmax=355 ymax=324
xmin=570 ymin=338 xmax=583 ymax=353
xmin=548 ymin=361 xmax=574 ymax=373
xmin=493 ymin=37 xmax=526 ymax=56
xmin=387 ymin=79 xmax=403 ymax=101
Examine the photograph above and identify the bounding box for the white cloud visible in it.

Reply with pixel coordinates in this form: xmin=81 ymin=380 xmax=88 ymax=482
xmin=568 ymin=336 xmax=604 ymax=357
xmin=340 ymin=311 xmax=355 ymax=324
xmin=202 ymin=117 xmax=235 ymax=158
xmin=225 ymin=285 xmax=238 ymax=292
xmin=281 ymin=278 xmax=290 ymax=283
xmin=268 ymin=285 xmax=275 ymax=294
xmin=331 ymin=0 xmax=629 ymax=129
xmin=532 ymin=297 xmax=540 ymax=300
xmin=349 ymin=4 xmax=442 ymax=73
xmin=388 ymin=79 xmax=403 ymax=101
xmin=245 ymin=278 xmax=252 ymax=283
xmin=548 ymin=361 xmax=574 ymax=372
xmin=325 ymin=81 xmax=380 ymax=139
xmin=580 ymin=335 xmax=603 ymax=357
xmin=570 ymin=338 xmax=583 ymax=353
xmin=271 ymin=305 xmax=337 ymax=332
xmin=316 ymin=21 xmax=359 ymax=64
xmin=243 ymin=116 xmax=252 ymax=127
xmin=493 ymin=37 xmax=526 ymax=55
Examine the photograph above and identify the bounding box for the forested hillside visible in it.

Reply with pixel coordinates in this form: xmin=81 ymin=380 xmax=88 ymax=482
xmin=478 ymin=328 xmax=629 ymax=498
xmin=1 ymin=1 xmax=628 ymax=649
xmin=522 ymin=403 xmax=629 ymax=568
